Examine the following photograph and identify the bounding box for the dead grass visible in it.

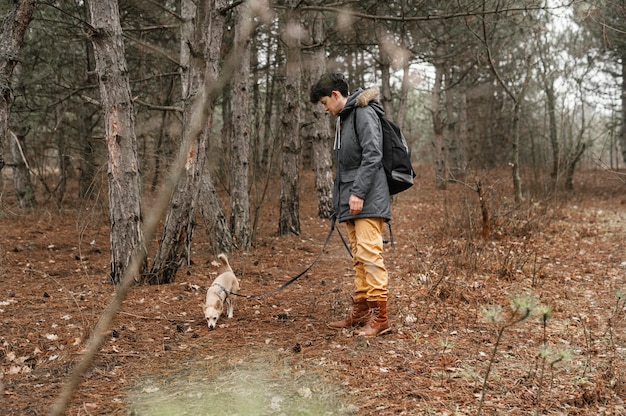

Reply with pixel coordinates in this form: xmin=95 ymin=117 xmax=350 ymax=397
xmin=1 ymin=168 xmax=625 ymax=415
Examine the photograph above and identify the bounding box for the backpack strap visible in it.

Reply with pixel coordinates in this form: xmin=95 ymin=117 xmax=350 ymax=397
xmin=352 ymin=105 xmax=383 ymax=166
xmin=384 ymin=219 xmax=395 ymax=248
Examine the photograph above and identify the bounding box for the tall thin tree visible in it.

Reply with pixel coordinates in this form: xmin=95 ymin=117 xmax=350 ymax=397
xmin=575 ymin=2 xmax=626 ymax=163
xmin=432 ymin=62 xmax=446 ymax=189
xmin=148 ymin=0 xmax=230 ymax=284
xmin=303 ymin=11 xmax=333 ymax=218
xmin=87 ymin=0 xmax=146 ymax=284
xmin=278 ymin=4 xmax=302 ymax=235
xmin=0 ymin=0 xmax=35 ymax=194
xmin=9 ymin=131 xmax=35 ymax=207
xmin=230 ymin=2 xmax=253 ymax=249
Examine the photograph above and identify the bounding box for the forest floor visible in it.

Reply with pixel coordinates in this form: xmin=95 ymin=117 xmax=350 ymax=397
xmin=1 ymin=167 xmax=626 ymax=416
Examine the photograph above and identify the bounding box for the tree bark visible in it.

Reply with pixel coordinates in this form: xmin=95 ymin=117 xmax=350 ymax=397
xmin=278 ymin=5 xmax=302 ymax=236
xmin=379 ymin=60 xmax=394 ymax=121
xmin=54 ymin=105 xmax=68 ymax=205
xmin=564 ymin=142 xmax=586 ymax=191
xmin=511 ymin=100 xmax=522 ymax=204
xmin=229 ymin=4 xmax=252 ymax=249
xmin=9 ymin=131 xmax=35 ymax=207
xmin=78 ymin=123 xmax=96 ymax=199
xmin=87 ymin=0 xmax=146 ymax=284
xmin=396 ymin=61 xmax=410 ymax=130
xmin=260 ymin=36 xmax=279 ymax=172
xmin=304 ymin=12 xmax=333 ymax=219
xmin=0 ymin=0 xmax=35 ymax=191
xmin=457 ymin=92 xmax=468 ymax=180
xmin=535 ymin=20 xmax=563 ymax=182
xmin=78 ymin=2 xmax=97 ymax=200
xmin=621 ymin=54 xmax=626 ymax=163
xmin=251 ymin=32 xmax=280 ymax=237
xmin=199 ymin=170 xmax=233 ymax=253
xmin=445 ymin=73 xmax=466 ymax=181
xmin=151 ymin=78 xmax=176 ymax=193
xmin=432 ymin=63 xmax=446 ymax=190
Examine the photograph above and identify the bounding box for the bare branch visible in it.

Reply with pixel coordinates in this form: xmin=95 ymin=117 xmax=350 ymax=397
xmin=123 ymin=33 xmax=181 ymax=66
xmin=293 ymin=4 xmax=564 ymax=23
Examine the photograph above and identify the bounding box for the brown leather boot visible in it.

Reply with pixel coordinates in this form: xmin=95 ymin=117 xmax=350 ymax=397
xmin=328 ymin=297 xmax=369 ymax=329
xmin=355 ymin=300 xmax=391 ymax=337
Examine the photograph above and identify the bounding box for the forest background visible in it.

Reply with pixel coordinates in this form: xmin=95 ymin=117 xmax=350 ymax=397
xmin=1 ymin=0 xmax=626 ymax=415
xmin=1 ymin=0 xmax=625 ymax=281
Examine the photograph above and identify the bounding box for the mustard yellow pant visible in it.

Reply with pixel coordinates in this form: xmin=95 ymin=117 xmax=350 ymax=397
xmin=345 ymin=217 xmax=388 ymax=301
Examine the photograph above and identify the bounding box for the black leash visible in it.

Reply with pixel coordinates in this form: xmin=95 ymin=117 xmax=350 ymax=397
xmin=229 ymin=216 xmax=394 ymax=299
xmin=232 ymin=215 xmax=349 ymax=299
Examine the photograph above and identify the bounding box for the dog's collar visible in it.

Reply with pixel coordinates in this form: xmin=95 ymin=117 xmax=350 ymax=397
xmin=211 ymin=282 xmax=230 ymax=301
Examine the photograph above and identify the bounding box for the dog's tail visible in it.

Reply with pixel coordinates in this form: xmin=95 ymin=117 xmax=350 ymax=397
xmin=217 ymin=253 xmax=232 ymax=272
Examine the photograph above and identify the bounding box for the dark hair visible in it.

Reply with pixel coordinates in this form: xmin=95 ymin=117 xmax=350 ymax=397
xmin=309 ymin=72 xmax=349 ymax=103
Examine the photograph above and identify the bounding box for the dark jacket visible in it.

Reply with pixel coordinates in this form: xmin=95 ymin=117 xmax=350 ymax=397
xmin=333 ymin=88 xmax=391 ymax=222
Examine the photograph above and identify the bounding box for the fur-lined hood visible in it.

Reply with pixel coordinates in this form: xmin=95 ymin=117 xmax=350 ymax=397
xmin=356 ymin=87 xmax=380 ymax=107
xmin=341 ymin=87 xmax=385 ymax=119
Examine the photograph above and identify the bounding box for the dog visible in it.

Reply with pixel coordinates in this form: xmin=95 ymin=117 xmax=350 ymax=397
xmin=202 ymin=253 xmax=240 ymax=329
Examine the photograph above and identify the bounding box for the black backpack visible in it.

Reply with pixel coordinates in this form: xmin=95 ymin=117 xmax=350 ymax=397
xmin=354 ymin=108 xmax=416 ymax=195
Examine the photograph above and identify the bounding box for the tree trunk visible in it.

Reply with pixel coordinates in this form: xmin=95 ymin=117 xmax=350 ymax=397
xmin=511 ymin=101 xmax=522 ymax=204
xmin=229 ymin=4 xmax=252 ymax=249
xmin=396 ymin=62 xmax=410 ymax=130
xmin=151 ymin=78 xmax=176 ymax=192
xmin=199 ymin=170 xmax=233 ymax=253
xmin=148 ymin=0 xmax=230 ymax=284
xmin=545 ymin=76 xmax=559 ymax=179
xmin=456 ymin=92 xmax=468 ymax=181
xmin=250 ymin=35 xmax=261 ymax=171
xmin=220 ymin=86 xmax=232 ymax=167
xmin=444 ymin=76 xmax=456 ymax=181
xmin=78 ymin=125 xmax=96 ymax=198
xmin=87 ymin=0 xmax=146 ymax=284
xmin=0 ymin=0 xmax=35 ymax=189
xmin=260 ymin=36 xmax=279 ymax=172
xmin=278 ymin=6 xmax=301 ymax=236
xmin=251 ymin=33 xmax=279 ymax=238
xmin=304 ymin=12 xmax=333 ymax=219
xmin=446 ymin=74 xmax=466 ymax=182
xmin=9 ymin=131 xmax=35 ymax=208
xmin=564 ymin=142 xmax=587 ymax=191
xmin=432 ymin=64 xmax=446 ymax=189
xmin=78 ymin=124 xmax=96 ymax=198
xmin=564 ymin=79 xmax=589 ymax=192
xmin=54 ymin=106 xmax=68 ymax=205
xmin=379 ymin=60 xmax=394 ymax=121
xmin=621 ymin=54 xmax=626 ymax=163
xmin=78 ymin=5 xmax=97 ymax=200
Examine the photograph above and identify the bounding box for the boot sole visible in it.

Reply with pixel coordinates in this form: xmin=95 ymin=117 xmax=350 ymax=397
xmin=327 ymin=324 xmax=352 ymax=330
xmin=356 ymin=327 xmax=392 ymax=337
xmin=327 ymin=322 xmax=366 ymax=330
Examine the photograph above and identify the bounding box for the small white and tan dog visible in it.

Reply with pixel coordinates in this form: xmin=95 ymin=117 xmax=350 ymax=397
xmin=203 ymin=253 xmax=240 ymax=329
